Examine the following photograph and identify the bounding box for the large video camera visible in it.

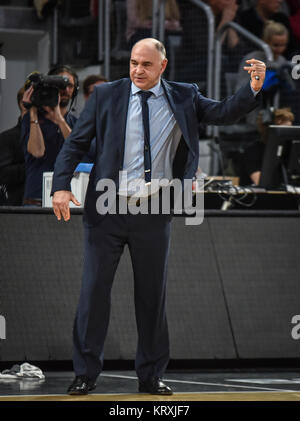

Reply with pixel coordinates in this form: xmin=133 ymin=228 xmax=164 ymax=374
xmin=24 ymin=71 xmax=70 ymax=108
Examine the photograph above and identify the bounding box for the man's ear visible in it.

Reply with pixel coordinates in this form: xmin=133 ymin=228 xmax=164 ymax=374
xmin=161 ymin=58 xmax=168 ymax=74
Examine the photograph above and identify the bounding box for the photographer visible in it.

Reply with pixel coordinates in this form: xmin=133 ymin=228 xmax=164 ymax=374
xmin=21 ymin=65 xmax=78 ymax=206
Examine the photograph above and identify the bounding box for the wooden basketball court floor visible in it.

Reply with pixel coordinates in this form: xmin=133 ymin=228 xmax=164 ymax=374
xmin=0 ymin=370 xmax=300 ymax=401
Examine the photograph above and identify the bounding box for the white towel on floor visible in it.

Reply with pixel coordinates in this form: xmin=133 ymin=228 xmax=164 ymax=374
xmin=0 ymin=363 xmax=45 ymax=380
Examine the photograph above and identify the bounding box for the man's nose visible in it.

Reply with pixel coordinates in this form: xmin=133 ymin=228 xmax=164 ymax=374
xmin=136 ymin=65 xmax=144 ymax=73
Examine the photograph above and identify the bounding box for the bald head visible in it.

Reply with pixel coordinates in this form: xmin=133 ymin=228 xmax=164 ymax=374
xmin=130 ymin=38 xmax=168 ymax=90
xmin=132 ymin=38 xmax=167 ymax=60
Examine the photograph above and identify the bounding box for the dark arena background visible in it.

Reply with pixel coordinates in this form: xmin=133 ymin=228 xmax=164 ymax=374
xmin=1 ymin=0 xmax=300 ymax=411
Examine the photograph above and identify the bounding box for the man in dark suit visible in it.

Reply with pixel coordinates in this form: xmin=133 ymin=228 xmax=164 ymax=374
xmin=51 ymin=38 xmax=266 ymax=395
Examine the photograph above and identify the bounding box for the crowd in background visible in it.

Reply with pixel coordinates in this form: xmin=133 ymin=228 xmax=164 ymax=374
xmin=1 ymin=0 xmax=300 ymax=206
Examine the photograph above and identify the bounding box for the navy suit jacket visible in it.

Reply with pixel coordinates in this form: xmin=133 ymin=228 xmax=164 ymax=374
xmin=51 ymin=78 xmax=260 ymax=226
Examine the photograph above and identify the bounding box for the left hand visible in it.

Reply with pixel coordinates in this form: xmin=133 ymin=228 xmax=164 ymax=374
xmin=244 ymin=58 xmax=266 ymax=92
xmin=52 ymin=190 xmax=81 ymax=222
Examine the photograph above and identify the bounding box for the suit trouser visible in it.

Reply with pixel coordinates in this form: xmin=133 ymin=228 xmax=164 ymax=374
xmin=72 ymin=211 xmax=172 ymax=382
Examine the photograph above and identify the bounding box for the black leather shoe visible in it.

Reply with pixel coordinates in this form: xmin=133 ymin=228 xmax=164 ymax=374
xmin=139 ymin=377 xmax=173 ymax=395
xmin=67 ymin=375 xmax=97 ymax=395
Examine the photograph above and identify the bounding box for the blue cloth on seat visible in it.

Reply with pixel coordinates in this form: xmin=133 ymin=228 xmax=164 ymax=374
xmin=74 ymin=163 xmax=94 ymax=173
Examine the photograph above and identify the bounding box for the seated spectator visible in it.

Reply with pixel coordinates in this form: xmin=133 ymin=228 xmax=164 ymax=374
xmin=239 ymin=107 xmax=295 ymax=185
xmin=21 ymin=65 xmax=78 ymax=206
xmin=83 ymin=74 xmax=108 ymax=101
xmin=126 ymin=0 xmax=182 ymax=50
xmin=0 ymin=88 xmax=27 ymax=206
xmin=238 ymin=0 xmax=298 ymax=59
xmin=235 ymin=21 xmax=292 ymax=129
xmin=177 ymin=0 xmax=247 ymax=84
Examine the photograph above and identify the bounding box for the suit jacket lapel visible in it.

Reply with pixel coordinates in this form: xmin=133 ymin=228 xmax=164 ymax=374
xmin=112 ymin=78 xmax=131 ymax=166
xmin=161 ymin=79 xmax=194 ymax=154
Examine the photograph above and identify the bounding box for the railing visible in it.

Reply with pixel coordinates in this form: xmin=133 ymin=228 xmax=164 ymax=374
xmin=214 ymin=21 xmax=273 ymax=102
xmin=51 ymin=6 xmax=58 ymax=65
xmin=98 ymin=0 xmax=111 ymax=80
xmin=152 ymin=0 xmax=161 ymax=40
xmin=213 ymin=21 xmax=274 ymax=138
xmin=97 ymin=0 xmax=104 ymax=63
xmin=151 ymin=0 xmax=169 ymax=44
xmin=189 ymin=0 xmax=215 ymax=104
xmin=51 ymin=0 xmax=215 ymax=92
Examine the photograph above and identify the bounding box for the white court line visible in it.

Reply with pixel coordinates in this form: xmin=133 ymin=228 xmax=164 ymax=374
xmin=0 ymin=374 xmax=297 ymax=398
xmin=0 ymin=392 xmax=136 ymax=398
xmin=101 ymin=373 xmax=296 ymax=393
xmin=0 ymin=390 xmax=300 ymax=399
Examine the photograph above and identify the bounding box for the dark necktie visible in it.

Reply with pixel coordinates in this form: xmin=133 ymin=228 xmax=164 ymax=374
xmin=138 ymin=90 xmax=152 ymax=184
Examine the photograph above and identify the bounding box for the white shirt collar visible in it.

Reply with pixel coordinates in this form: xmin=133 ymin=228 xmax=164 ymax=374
xmin=131 ymin=79 xmax=163 ymax=98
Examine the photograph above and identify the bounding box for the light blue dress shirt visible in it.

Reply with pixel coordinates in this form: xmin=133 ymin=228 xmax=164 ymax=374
xmin=119 ymin=80 xmax=182 ymax=196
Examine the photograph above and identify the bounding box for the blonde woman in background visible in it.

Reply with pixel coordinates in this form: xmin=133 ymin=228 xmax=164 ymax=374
xmin=236 ymin=21 xmax=290 ymax=93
